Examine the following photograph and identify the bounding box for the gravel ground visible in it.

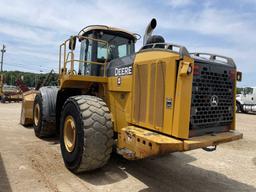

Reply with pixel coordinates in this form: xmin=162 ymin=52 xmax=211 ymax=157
xmin=0 ymin=103 xmax=255 ymax=192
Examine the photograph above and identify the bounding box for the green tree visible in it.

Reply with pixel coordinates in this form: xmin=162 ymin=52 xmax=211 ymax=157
xmin=0 ymin=71 xmax=58 ymax=88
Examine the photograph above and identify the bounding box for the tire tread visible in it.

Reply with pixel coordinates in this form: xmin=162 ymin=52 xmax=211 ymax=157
xmin=66 ymin=95 xmax=113 ymax=172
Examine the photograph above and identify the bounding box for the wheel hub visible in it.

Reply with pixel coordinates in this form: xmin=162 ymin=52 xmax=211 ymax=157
xmin=64 ymin=115 xmax=76 ymax=152
xmin=34 ymin=103 xmax=40 ymax=126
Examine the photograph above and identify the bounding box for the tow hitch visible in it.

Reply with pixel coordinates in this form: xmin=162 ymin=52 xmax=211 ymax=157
xmin=202 ymin=145 xmax=217 ymax=152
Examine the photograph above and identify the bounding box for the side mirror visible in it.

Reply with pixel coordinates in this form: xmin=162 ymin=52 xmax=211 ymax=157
xmin=237 ymin=71 xmax=242 ymax=82
xmin=69 ymin=36 xmax=76 ymax=50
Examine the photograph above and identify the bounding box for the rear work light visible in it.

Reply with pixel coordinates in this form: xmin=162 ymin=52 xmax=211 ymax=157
xmin=193 ymin=64 xmax=200 ymax=75
xmin=229 ymin=69 xmax=236 ymax=80
xmin=236 ymin=71 xmax=242 ymax=81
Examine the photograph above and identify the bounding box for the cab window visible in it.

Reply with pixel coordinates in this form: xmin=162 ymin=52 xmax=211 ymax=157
xmin=97 ymin=43 xmax=108 ymax=60
xmin=79 ymin=31 xmax=135 ymax=76
xmin=118 ymin=44 xmax=127 ymax=58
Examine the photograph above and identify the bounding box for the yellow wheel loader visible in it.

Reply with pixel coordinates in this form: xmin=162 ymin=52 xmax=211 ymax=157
xmin=21 ymin=19 xmax=242 ymax=173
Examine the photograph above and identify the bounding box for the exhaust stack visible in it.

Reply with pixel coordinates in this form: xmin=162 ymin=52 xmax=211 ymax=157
xmin=143 ymin=18 xmax=157 ymax=45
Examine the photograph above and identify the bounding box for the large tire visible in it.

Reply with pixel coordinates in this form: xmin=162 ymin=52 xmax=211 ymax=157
xmin=236 ymin=102 xmax=241 ymax=113
xmin=60 ymin=95 xmax=113 ymax=173
xmin=33 ymin=90 xmax=57 ymax=138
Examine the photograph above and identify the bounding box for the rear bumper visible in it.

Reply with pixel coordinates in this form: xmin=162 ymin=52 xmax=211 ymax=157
xmin=117 ymin=126 xmax=242 ymax=160
xmin=183 ymin=131 xmax=243 ymax=151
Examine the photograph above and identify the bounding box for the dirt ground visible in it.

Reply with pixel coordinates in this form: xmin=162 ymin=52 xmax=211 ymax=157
xmin=0 ymin=103 xmax=255 ymax=192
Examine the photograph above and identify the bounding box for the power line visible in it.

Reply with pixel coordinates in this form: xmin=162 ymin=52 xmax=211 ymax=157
xmin=6 ymin=60 xmax=57 ymax=68
xmin=5 ymin=62 xmax=58 ymax=72
xmin=5 ymin=61 xmax=57 ymax=69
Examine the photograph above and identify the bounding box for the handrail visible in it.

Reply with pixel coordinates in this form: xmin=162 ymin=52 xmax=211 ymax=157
xmin=78 ymin=25 xmax=140 ymax=40
xmin=78 ymin=25 xmax=110 ymax=36
xmin=140 ymin=42 xmax=190 ymax=58
xmin=190 ymin=52 xmax=235 ymax=66
xmin=64 ymin=59 xmax=107 ymax=76
xmin=65 ymin=60 xmax=106 ymax=66
xmin=59 ymin=35 xmax=109 ymax=77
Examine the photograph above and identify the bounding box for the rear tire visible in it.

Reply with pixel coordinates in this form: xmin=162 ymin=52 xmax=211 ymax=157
xmin=60 ymin=95 xmax=113 ymax=173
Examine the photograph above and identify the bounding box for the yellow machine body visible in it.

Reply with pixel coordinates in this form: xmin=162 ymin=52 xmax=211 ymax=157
xmin=107 ymin=51 xmax=194 ymax=137
xmin=107 ymin=50 xmax=242 ymax=159
xmin=20 ymin=23 xmax=242 ymax=161
xmin=57 ymin=45 xmax=242 ymax=160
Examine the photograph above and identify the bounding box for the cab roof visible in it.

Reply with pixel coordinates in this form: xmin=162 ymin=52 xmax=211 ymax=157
xmin=78 ymin=25 xmax=140 ymax=41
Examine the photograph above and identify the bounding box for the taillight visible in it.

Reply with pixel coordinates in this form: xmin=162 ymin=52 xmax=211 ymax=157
xmin=193 ymin=64 xmax=200 ymax=75
xmin=229 ymin=69 xmax=236 ymax=80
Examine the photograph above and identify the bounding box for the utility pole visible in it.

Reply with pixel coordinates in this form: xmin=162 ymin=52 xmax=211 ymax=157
xmin=1 ymin=44 xmax=6 ymax=72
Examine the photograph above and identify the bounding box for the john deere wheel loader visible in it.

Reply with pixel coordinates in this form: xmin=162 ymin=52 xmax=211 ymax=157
xmin=21 ymin=19 xmax=242 ymax=173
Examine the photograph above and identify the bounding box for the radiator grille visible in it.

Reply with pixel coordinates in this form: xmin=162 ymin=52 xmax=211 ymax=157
xmin=133 ymin=62 xmax=166 ymax=129
xmin=190 ymin=62 xmax=235 ymax=136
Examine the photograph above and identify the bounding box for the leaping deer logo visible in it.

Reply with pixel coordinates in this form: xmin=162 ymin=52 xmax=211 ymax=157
xmin=210 ymin=95 xmax=218 ymax=107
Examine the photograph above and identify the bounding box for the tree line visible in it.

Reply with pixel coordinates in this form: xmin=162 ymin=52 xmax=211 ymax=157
xmin=0 ymin=71 xmax=248 ymax=94
xmin=0 ymin=71 xmax=58 ymax=87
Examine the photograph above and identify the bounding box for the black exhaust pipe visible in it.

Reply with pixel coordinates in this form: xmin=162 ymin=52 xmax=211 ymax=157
xmin=143 ymin=18 xmax=157 ymax=45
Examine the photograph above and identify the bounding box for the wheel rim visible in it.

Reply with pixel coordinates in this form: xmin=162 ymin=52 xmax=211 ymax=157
xmin=64 ymin=115 xmax=76 ymax=152
xmin=34 ymin=103 xmax=40 ymax=126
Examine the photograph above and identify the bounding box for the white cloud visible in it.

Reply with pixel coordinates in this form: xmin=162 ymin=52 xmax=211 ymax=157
xmin=0 ymin=0 xmax=255 ymax=85
xmin=165 ymin=0 xmax=193 ymax=7
xmin=155 ymin=3 xmax=256 ymax=82
xmin=0 ymin=22 xmax=57 ymax=46
xmin=160 ymin=6 xmax=256 ymax=46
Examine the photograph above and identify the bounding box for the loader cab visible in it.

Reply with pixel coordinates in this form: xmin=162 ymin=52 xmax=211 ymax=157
xmin=59 ymin=25 xmax=137 ymax=89
xmin=78 ymin=26 xmax=137 ymax=76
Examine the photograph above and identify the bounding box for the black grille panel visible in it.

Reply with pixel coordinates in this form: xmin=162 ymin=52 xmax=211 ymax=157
xmin=190 ymin=62 xmax=235 ymax=136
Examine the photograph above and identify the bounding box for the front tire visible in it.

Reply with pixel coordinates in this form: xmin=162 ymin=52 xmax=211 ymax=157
xmin=60 ymin=95 xmax=113 ymax=173
xmin=33 ymin=93 xmax=56 ymax=137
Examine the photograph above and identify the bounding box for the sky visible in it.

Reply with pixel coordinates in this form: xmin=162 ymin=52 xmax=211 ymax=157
xmin=0 ymin=0 xmax=255 ymax=86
